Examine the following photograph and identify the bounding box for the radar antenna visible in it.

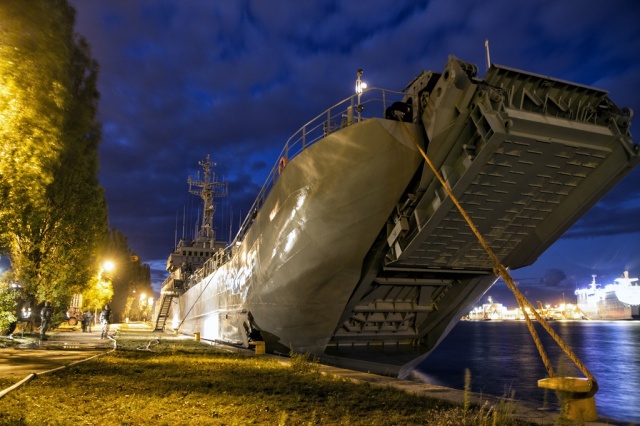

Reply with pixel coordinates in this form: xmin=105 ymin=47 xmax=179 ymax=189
xmin=485 ymin=39 xmax=491 ymax=71
xmin=188 ymin=154 xmax=228 ymax=245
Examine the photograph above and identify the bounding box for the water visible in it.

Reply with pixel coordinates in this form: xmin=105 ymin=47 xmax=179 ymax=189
xmin=416 ymin=320 xmax=640 ymax=424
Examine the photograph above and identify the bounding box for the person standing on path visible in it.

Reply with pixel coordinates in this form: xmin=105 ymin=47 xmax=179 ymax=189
xmin=40 ymin=302 xmax=53 ymax=340
xmin=83 ymin=310 xmax=93 ymax=332
xmin=81 ymin=311 xmax=87 ymax=332
xmin=99 ymin=304 xmax=112 ymax=339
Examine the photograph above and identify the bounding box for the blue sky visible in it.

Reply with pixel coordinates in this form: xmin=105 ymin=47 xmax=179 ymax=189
xmin=60 ymin=0 xmax=640 ymax=307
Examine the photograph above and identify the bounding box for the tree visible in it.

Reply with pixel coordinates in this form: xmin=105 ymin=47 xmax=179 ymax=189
xmin=0 ymin=1 xmax=108 ymax=309
xmin=0 ymin=269 xmax=26 ymax=334
xmin=101 ymin=229 xmax=152 ymax=322
xmin=82 ymin=267 xmax=114 ymax=320
xmin=0 ymin=285 xmax=20 ymax=334
xmin=0 ymin=1 xmax=70 ymax=249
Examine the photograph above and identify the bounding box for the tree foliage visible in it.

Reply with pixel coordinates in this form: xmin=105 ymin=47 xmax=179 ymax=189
xmin=101 ymin=229 xmax=152 ymax=321
xmin=0 ymin=284 xmax=20 ymax=333
xmin=0 ymin=0 xmax=108 ymax=309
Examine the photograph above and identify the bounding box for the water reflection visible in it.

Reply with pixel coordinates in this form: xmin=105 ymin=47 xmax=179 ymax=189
xmin=417 ymin=321 xmax=640 ymax=424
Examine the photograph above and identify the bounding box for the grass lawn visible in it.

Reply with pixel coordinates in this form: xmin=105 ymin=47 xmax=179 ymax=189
xmin=0 ymin=328 xmax=532 ymax=425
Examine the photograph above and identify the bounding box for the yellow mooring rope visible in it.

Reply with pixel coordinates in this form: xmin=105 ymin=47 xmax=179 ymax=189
xmin=399 ymin=120 xmax=598 ymax=396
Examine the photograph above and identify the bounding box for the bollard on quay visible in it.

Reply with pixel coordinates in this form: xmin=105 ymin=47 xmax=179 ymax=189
xmin=538 ymin=377 xmax=598 ymax=422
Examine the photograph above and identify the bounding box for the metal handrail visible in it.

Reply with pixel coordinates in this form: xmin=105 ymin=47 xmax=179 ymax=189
xmin=231 ymin=87 xmax=407 ymax=246
xmin=159 ymin=87 xmax=410 ymax=293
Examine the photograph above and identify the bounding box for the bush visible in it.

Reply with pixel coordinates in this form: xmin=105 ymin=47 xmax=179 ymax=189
xmin=0 ymin=285 xmax=20 ymax=334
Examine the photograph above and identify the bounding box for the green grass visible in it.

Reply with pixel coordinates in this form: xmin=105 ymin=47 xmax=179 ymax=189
xmin=0 ymin=329 xmax=533 ymax=425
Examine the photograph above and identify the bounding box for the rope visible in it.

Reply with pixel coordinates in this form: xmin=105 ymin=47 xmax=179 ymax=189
xmin=398 ymin=119 xmax=598 ymax=396
xmin=136 ymin=339 xmax=160 ymax=352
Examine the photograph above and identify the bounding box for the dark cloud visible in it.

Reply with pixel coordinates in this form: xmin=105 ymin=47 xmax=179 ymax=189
xmin=541 ymin=269 xmax=567 ymax=287
xmin=67 ymin=0 xmax=640 ymax=296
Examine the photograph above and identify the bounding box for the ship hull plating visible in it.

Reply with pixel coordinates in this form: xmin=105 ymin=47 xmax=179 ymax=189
xmin=575 ymin=274 xmax=640 ymax=320
xmin=576 ymin=294 xmax=636 ymax=320
xmin=171 ymin=119 xmax=425 ymax=354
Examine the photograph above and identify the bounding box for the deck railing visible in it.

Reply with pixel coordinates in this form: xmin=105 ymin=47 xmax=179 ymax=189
xmin=232 ymin=87 xmax=407 ymax=245
xmin=161 ymin=87 xmax=410 ymax=293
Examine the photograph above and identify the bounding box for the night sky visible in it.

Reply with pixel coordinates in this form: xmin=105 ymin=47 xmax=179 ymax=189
xmin=56 ymin=1 xmax=640 ymax=306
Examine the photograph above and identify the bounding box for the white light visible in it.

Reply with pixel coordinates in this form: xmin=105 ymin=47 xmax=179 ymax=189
xmin=103 ymin=261 xmax=115 ymax=272
xmin=355 ymin=69 xmax=367 ymax=95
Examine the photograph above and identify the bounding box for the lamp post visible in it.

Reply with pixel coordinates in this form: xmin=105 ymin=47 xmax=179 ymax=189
xmin=355 ymin=69 xmax=367 ymax=122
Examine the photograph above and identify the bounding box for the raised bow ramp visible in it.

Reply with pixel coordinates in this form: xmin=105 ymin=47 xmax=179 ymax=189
xmin=325 ymin=57 xmax=638 ymax=375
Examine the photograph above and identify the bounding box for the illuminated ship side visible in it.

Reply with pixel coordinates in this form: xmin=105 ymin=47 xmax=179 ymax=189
xmin=158 ymin=56 xmax=639 ymax=377
xmin=575 ymin=272 xmax=640 ymax=320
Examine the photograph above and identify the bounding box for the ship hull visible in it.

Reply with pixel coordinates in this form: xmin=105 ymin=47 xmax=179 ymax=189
xmin=171 ymin=119 xmax=425 ymax=354
xmin=577 ymin=298 xmax=636 ymax=320
xmin=577 ymin=292 xmax=640 ymax=320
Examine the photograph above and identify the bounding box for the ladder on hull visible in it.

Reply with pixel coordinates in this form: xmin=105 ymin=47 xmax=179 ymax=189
xmin=154 ymin=278 xmax=184 ymax=331
xmin=154 ymin=292 xmax=176 ymax=331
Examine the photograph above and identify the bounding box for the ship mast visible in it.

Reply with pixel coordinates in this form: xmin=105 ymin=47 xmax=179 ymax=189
xmin=188 ymin=155 xmax=228 ymax=247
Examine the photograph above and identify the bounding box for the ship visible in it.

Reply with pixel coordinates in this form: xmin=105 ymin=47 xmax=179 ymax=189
xmin=466 ymin=297 xmax=586 ymax=321
xmin=156 ymin=56 xmax=639 ymax=378
xmin=575 ymin=272 xmax=640 ymax=320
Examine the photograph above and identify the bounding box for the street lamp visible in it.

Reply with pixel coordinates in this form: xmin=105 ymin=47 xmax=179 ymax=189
xmin=103 ymin=260 xmax=114 ymax=273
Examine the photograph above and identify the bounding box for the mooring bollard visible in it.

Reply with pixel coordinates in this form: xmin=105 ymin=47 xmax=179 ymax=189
xmin=173 ymin=329 xmax=178 ymax=336
xmin=194 ymin=332 xmax=200 ymax=342
xmin=538 ymin=377 xmax=597 ymax=422
xmin=249 ymin=341 xmax=265 ymax=355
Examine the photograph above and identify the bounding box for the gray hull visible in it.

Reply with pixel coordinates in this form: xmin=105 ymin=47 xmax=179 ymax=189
xmin=170 ymin=119 xmax=424 ymax=352
xmin=161 ymin=56 xmax=639 ymax=377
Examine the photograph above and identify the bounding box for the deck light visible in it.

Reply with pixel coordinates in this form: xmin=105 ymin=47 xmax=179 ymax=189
xmin=355 ymin=69 xmax=367 ymax=94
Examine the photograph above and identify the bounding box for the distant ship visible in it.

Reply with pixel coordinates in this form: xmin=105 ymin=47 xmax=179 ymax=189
xmin=157 ymin=56 xmax=638 ymax=378
xmin=467 ymin=296 xmax=507 ymax=321
xmin=466 ymin=297 xmax=585 ymax=321
xmin=575 ymin=272 xmax=640 ymax=320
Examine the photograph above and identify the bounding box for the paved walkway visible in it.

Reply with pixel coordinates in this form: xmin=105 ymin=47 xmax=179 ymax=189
xmin=0 ymin=324 xmax=117 ymax=380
